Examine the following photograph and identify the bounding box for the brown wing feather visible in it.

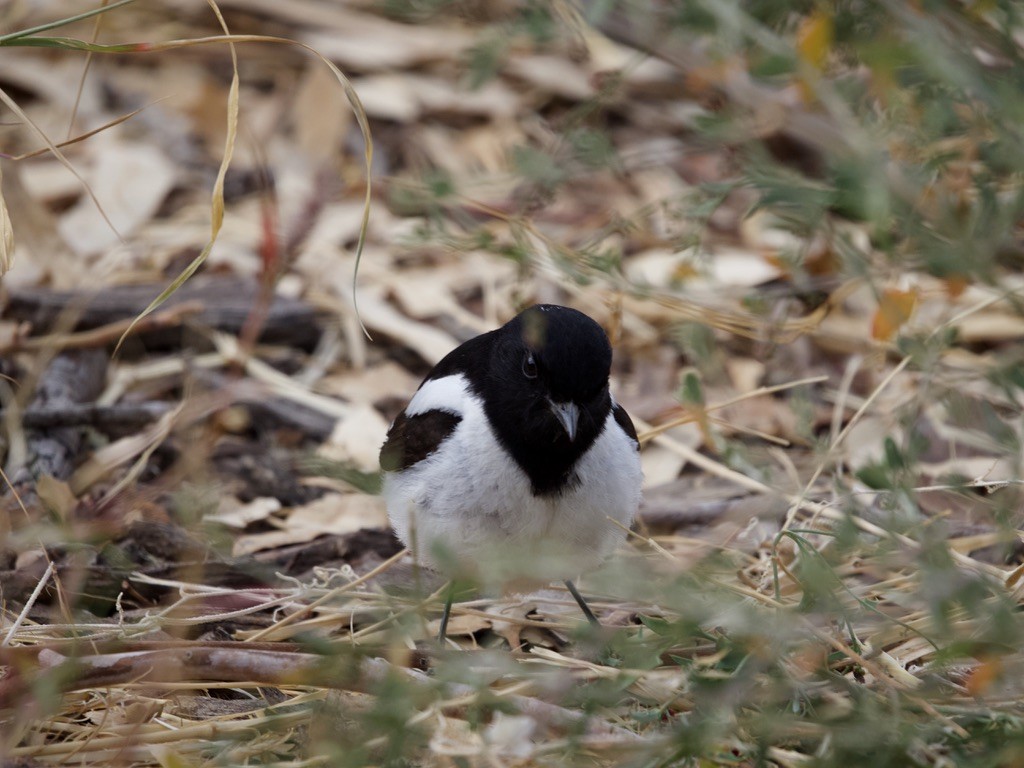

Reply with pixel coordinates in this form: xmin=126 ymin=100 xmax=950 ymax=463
xmin=379 ymin=410 xmax=462 ymax=472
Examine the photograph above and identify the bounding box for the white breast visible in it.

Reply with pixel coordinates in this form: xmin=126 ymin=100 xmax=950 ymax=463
xmin=382 ymin=374 xmax=643 ymax=588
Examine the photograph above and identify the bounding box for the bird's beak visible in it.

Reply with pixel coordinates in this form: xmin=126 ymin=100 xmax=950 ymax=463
xmin=548 ymin=400 xmax=580 ymax=441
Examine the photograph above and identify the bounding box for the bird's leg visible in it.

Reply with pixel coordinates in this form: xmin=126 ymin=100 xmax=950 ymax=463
xmin=437 ymin=585 xmax=455 ymax=645
xmin=564 ymin=580 xmax=600 ymax=626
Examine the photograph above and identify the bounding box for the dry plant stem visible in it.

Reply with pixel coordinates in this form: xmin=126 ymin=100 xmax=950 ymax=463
xmin=8 ymin=104 xmax=159 ymax=161
xmin=245 ymin=548 xmax=409 ymax=642
xmin=783 ymin=356 xmax=912 ymax=534
xmin=209 ymin=330 xmax=351 ymax=419
xmin=66 ymin=0 xmax=109 ymax=138
xmin=0 ymin=646 xmax=637 ymax=741
xmin=1 ymin=562 xmax=54 ymax=646
xmin=261 ymin=595 xmax=595 ymax=643
xmin=706 ymin=574 xmax=963 ymax=731
xmin=0 ymin=87 xmax=122 ymax=241
xmin=7 ymin=708 xmax=313 ymax=760
xmin=21 ymin=401 xmax=172 ymax=430
xmin=638 ymin=374 xmax=828 ymax=444
xmin=638 ymin=412 xmax=1006 ymax=581
xmin=0 ymin=301 xmax=204 ymax=354
xmin=709 ymin=413 xmax=792 ymax=446
xmin=347 ymin=580 xmax=452 ymax=642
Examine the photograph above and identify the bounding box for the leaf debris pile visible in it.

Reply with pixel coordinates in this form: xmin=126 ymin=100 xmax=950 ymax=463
xmin=1 ymin=1 xmax=1023 ymax=765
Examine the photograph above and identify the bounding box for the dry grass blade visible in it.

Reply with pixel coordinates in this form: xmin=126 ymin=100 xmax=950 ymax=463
xmin=0 ymin=87 xmax=122 ymax=248
xmin=0 ymin=162 xmax=14 ymax=275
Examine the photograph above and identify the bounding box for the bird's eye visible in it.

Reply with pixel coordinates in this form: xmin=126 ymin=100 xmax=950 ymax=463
xmin=522 ymin=353 xmax=538 ymax=379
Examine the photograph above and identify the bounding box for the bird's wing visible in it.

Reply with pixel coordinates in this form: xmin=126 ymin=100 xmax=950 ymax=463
xmin=379 ymin=409 xmax=462 ymax=471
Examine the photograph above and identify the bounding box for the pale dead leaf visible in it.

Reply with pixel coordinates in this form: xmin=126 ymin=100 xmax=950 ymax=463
xmin=70 ymin=409 xmax=178 ymax=496
xmin=582 ymin=25 xmax=642 ymax=71
xmin=954 ymin=311 xmax=1024 ymax=343
xmin=304 ymin=202 xmax=384 ymax=252
xmin=287 ymin=493 xmax=386 ymax=530
xmin=842 ymin=415 xmax=891 ymax=468
xmin=18 ymin=158 xmax=83 ymax=203
xmin=624 ymin=248 xmax=692 ymax=287
xmin=640 ymin=444 xmax=686 ymax=487
xmin=58 ymin=141 xmax=177 ymax=257
xmin=356 ymin=73 xmax=520 ymax=124
xmin=381 ymin=264 xmax=496 ymax=330
xmin=415 ymin=125 xmax=469 ymax=177
xmin=708 ymin=248 xmax=782 ymax=287
xmin=357 ymin=289 xmax=460 ymax=365
xmin=209 ymin=496 xmax=282 ymax=529
xmin=319 ymin=402 xmax=390 ymax=473
xmin=430 ymin=613 xmax=492 ymax=641
xmin=429 ymin=714 xmax=485 ymax=757
xmin=739 ymin=209 xmax=805 ymax=252
xmin=35 ymin=475 xmax=76 ymax=520
xmin=294 ymin=61 xmax=353 ymax=160
xmin=317 ymin=361 xmax=420 ymax=405
xmin=414 ymin=75 xmax=519 ymax=120
xmin=718 ymin=395 xmax=796 ymax=442
xmin=2 ymin=158 xmax=76 ymax=287
xmin=0 ymin=56 xmax=103 ymax=120
xmin=302 ymin=17 xmax=474 ymax=70
xmin=232 ymin=493 xmax=387 ymax=556
xmin=507 ymin=55 xmax=594 ymax=101
xmin=350 ymin=74 xmax=420 ymax=122
xmin=460 ymin=121 xmax=529 ymax=173
xmin=483 ymin=714 xmax=537 ymax=759
xmin=14 ymin=549 xmax=48 ymax=571
xmin=726 ymin=358 xmax=766 ymax=393
xmin=485 ymin=599 xmax=536 ymax=649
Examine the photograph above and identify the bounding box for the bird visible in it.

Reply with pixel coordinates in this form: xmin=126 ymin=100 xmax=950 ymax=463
xmin=379 ymin=304 xmax=643 ymax=642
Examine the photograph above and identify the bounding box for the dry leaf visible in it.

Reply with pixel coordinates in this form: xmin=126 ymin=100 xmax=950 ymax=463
xmin=965 ymin=656 xmax=1003 ymax=697
xmin=35 ymin=475 xmax=76 ymax=520
xmin=320 ymin=402 xmax=390 ymax=472
xmin=483 ymin=714 xmax=537 ymax=759
xmin=955 ymin=311 xmax=1024 ymax=343
xmin=232 ymin=493 xmax=387 ymax=556
xmin=640 ymin=445 xmax=686 ymax=486
xmin=58 ymin=141 xmax=177 ymax=257
xmin=429 ymin=714 xmax=485 ymax=757
xmin=209 ymin=496 xmax=283 ymax=529
xmin=357 ymin=288 xmax=460 ymax=365
xmin=70 ymin=409 xmax=179 ymax=496
xmin=294 ymin=62 xmax=353 ymax=161
xmin=318 ymin=361 xmax=420 ymax=405
xmin=507 ymin=55 xmax=594 ymax=100
xmin=797 ymin=10 xmax=834 ymax=70
xmin=302 ymin=16 xmax=473 ymax=70
xmin=725 ymin=358 xmax=766 ymax=393
xmin=414 ymin=76 xmax=518 ymax=119
xmin=871 ymin=288 xmax=917 ymax=341
xmin=709 ymin=249 xmax=783 ymax=287
xmin=942 ymin=274 xmax=970 ymax=298
xmin=350 ymin=74 xmax=421 ymax=122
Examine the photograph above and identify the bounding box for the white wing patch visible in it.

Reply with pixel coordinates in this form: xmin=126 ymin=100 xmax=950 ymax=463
xmin=406 ymin=374 xmax=471 ymax=417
